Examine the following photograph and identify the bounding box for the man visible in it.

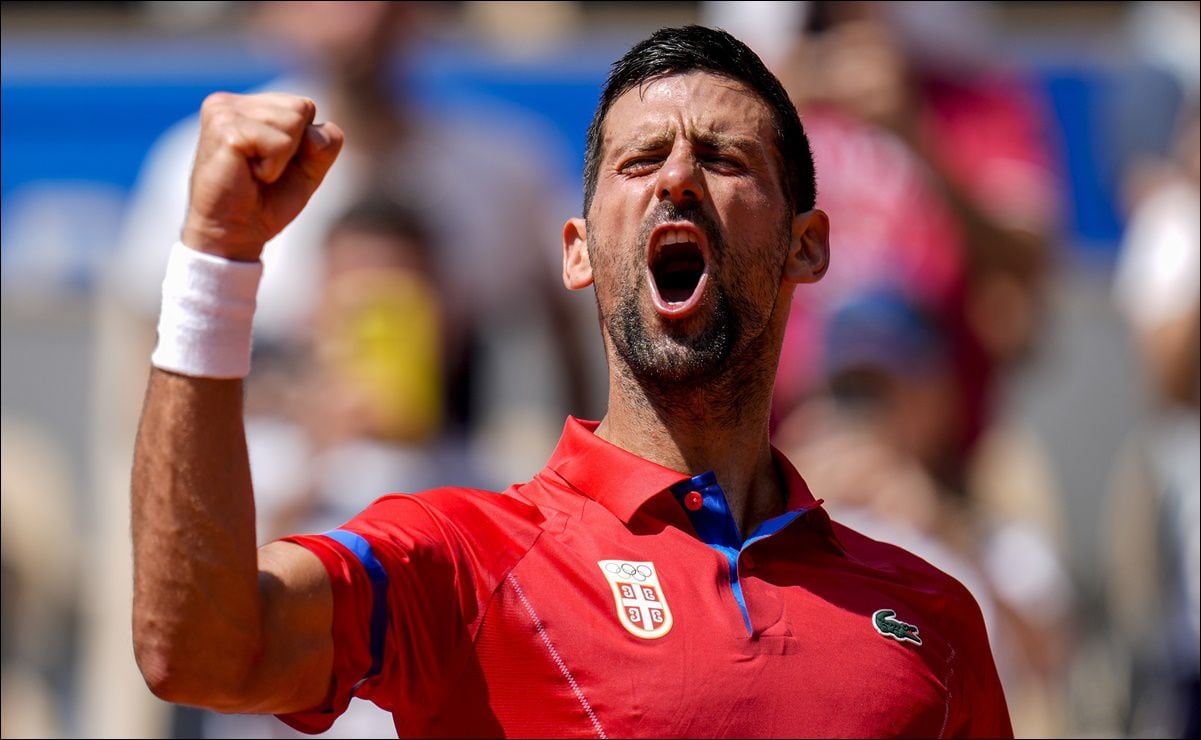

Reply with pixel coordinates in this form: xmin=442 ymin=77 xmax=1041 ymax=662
xmin=132 ymin=26 xmax=1012 ymax=737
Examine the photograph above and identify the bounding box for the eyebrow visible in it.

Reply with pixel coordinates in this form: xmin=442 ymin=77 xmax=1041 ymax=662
xmin=611 ymin=129 xmax=673 ymax=157
xmin=693 ymin=130 xmax=759 ymax=155
xmin=611 ymin=129 xmax=761 ymax=159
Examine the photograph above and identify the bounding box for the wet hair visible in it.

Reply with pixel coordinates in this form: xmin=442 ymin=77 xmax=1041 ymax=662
xmin=582 ymin=25 xmax=816 ymax=217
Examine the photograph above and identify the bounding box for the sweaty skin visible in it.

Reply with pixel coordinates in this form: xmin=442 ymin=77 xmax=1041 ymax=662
xmin=563 ymin=72 xmax=829 ymax=536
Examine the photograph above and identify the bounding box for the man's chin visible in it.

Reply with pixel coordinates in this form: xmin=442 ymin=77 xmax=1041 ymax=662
xmin=620 ymin=324 xmax=732 ymax=387
xmin=651 ymin=311 xmax=712 ymax=342
xmin=607 ymin=289 xmax=738 ymax=388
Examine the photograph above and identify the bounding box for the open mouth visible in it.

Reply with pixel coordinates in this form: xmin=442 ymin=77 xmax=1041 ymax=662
xmin=647 ymin=225 xmax=709 ymax=318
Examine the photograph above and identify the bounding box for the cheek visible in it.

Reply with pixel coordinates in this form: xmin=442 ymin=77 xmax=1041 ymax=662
xmin=589 ymin=207 xmax=646 ymax=272
xmin=718 ymin=184 xmax=783 ymax=240
xmin=720 ymin=208 xmax=790 ymax=304
xmin=725 ymin=190 xmax=786 ymax=248
xmin=588 ymin=235 xmax=641 ymax=299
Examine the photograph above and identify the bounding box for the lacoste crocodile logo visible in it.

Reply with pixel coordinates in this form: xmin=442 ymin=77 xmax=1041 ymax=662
xmin=873 ymin=608 xmax=922 ymax=645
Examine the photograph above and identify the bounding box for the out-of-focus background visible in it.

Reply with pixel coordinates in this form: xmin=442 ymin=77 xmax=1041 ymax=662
xmin=1 ymin=1 xmax=1197 ymax=738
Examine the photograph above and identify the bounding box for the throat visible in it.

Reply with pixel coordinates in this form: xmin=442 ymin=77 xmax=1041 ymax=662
xmin=595 ymin=410 xmax=786 ymax=535
xmin=653 ymin=259 xmax=705 ymax=303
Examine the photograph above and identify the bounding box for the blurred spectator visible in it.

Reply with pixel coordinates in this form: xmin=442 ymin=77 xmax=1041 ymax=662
xmin=763 ymin=3 xmax=1074 ymax=736
xmin=1 ymin=419 xmax=78 ymax=739
xmin=86 ymin=3 xmax=599 ymax=736
xmin=1113 ymin=105 xmax=1200 ymax=413
xmin=773 ymin=0 xmax=1058 ymax=472
xmin=247 ymin=193 xmax=491 ymax=544
xmin=1106 ymin=98 xmax=1200 ymax=739
xmin=774 ymin=290 xmax=963 ymax=546
xmin=775 ymin=288 xmax=1075 ymax=739
xmin=114 ymin=1 xmax=598 ymax=461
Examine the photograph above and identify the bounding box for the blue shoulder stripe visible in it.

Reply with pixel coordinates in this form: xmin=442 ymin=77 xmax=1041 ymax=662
xmin=322 ymin=529 xmax=389 ymax=687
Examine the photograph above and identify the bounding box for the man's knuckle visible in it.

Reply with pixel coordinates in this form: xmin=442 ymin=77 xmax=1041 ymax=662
xmin=293 ymin=96 xmax=317 ymax=116
xmin=201 ymin=91 xmax=234 ymax=115
xmin=205 ymin=107 xmax=237 ymax=134
xmin=220 ymin=126 xmax=250 ymax=152
xmin=283 ymin=98 xmax=317 ymax=128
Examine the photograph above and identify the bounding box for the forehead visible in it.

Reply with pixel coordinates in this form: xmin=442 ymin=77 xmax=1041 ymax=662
xmin=602 ymin=71 xmax=776 ymax=150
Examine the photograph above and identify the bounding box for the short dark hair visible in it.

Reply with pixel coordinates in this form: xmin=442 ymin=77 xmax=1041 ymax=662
xmin=328 ymin=192 xmax=433 ymax=250
xmin=582 ymin=25 xmax=816 ymax=217
xmin=325 ymin=191 xmax=436 ymax=273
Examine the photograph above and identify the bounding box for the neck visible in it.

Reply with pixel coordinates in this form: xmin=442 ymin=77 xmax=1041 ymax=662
xmin=595 ymin=354 xmax=787 ymax=538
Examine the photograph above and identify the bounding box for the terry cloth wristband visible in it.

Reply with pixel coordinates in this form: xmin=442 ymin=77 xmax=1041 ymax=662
xmin=151 ymin=241 xmax=263 ymax=379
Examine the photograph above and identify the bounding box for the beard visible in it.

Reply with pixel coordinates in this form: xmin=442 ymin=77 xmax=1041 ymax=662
xmin=609 ymin=276 xmax=742 ymax=390
xmin=591 ymin=201 xmax=789 ymax=408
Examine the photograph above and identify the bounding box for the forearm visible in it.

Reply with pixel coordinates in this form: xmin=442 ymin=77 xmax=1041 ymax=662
xmin=129 ymin=91 xmax=343 ymax=712
xmin=132 ymin=368 xmax=263 ymax=708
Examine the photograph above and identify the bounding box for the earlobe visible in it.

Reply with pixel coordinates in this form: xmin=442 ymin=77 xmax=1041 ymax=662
xmin=783 ymin=209 xmax=830 ymax=284
xmin=562 ymin=217 xmax=594 ymax=290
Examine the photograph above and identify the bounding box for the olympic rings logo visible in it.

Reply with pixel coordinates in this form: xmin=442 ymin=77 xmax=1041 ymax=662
xmin=604 ymin=561 xmax=653 ymax=582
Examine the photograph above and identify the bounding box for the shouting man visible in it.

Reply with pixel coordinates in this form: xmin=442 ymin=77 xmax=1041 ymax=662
xmin=132 ymin=26 xmax=1011 ymax=738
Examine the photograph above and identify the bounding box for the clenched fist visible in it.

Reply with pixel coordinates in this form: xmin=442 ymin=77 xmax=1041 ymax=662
xmin=182 ymin=92 xmax=344 ymax=262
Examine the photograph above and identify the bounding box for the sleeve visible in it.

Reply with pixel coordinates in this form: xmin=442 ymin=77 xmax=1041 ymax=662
xmin=273 ymin=494 xmax=475 ymax=734
xmin=946 ymin=588 xmax=1015 ymax=738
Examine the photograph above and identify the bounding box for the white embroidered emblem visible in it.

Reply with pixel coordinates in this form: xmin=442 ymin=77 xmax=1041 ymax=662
xmin=597 ymin=560 xmax=673 ymax=639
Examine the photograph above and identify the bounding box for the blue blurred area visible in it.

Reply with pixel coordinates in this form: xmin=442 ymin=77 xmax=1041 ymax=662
xmin=0 ymin=35 xmax=617 ymax=201
xmin=0 ymin=33 xmax=618 ymax=292
xmin=400 ymin=40 xmax=617 ymax=188
xmin=2 ymin=31 xmax=1180 ymax=288
xmin=0 ymin=37 xmax=285 ymax=200
xmin=1038 ymin=61 xmax=1183 ymax=263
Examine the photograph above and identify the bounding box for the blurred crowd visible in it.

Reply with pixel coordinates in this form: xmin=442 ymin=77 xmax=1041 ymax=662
xmin=1 ymin=2 xmax=1197 ymax=738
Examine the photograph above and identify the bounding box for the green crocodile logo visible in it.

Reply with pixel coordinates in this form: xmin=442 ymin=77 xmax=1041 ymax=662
xmin=873 ymin=608 xmax=922 ymax=645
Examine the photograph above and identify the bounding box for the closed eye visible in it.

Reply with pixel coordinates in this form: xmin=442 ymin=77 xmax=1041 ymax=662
xmin=620 ymin=156 xmax=664 ymax=175
xmin=699 ymin=152 xmax=744 ymax=173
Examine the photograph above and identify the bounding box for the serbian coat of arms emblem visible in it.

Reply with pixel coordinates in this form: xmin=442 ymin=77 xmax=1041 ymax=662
xmin=597 ymin=560 xmax=673 ymax=639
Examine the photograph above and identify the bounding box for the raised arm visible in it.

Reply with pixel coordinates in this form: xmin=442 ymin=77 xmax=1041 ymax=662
xmin=131 ymin=92 xmax=344 ymax=714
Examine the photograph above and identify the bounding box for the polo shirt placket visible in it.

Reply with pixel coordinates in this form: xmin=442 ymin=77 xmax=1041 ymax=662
xmin=668 ymin=471 xmax=820 ymax=635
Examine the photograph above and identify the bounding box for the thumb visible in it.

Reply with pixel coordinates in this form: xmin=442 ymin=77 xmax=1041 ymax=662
xmin=296 ymin=121 xmax=345 ymax=187
xmin=263 ymin=121 xmax=345 ymax=237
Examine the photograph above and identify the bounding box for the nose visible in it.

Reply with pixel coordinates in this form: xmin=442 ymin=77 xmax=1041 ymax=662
xmin=656 ymin=147 xmax=704 ymax=205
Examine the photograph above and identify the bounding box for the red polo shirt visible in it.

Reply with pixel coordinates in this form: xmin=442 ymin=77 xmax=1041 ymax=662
xmin=280 ymin=417 xmax=1011 ymax=737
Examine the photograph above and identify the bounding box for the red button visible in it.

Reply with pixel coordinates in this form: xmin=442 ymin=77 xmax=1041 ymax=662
xmin=684 ymin=491 xmax=704 ymax=511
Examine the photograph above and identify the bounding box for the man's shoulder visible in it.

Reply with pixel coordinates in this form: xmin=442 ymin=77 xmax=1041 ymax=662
xmin=331 ymin=483 xmax=549 ymax=583
xmin=828 ymin=517 xmax=984 ymax=613
xmin=366 ymin=482 xmax=547 ymax=526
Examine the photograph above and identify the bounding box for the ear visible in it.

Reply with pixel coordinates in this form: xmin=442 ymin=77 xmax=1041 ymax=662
xmin=562 ymin=217 xmax=593 ymax=290
xmin=782 ymin=209 xmax=830 ymax=284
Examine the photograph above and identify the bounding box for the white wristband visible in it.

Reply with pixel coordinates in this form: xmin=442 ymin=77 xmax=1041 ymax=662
xmin=151 ymin=241 xmax=264 ymax=379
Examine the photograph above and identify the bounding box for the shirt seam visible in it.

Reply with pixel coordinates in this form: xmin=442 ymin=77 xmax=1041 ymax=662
xmin=507 ymin=572 xmax=608 ymax=739
xmin=938 ymin=643 xmax=956 ymax=738
xmin=405 ymin=494 xmax=548 ymax=645
xmin=541 ymin=467 xmax=598 ymax=513
xmin=530 ymin=471 xmax=588 ymax=528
